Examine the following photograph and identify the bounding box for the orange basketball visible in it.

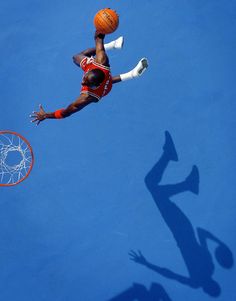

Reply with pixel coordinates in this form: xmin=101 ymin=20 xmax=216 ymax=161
xmin=94 ymin=8 xmax=119 ymax=34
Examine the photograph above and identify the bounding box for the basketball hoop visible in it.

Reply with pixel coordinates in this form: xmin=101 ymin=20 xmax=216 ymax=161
xmin=0 ymin=131 xmax=34 ymax=186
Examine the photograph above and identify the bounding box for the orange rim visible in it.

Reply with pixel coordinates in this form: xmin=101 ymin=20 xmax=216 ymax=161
xmin=0 ymin=130 xmax=34 ymax=186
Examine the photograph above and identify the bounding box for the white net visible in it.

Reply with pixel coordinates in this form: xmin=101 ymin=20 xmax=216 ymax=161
xmin=0 ymin=131 xmax=34 ymax=186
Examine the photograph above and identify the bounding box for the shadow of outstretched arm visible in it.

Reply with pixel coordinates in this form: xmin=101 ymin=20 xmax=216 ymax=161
xmin=129 ymin=250 xmax=192 ymax=287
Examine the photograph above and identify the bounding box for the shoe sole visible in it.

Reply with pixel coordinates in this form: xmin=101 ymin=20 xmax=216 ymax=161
xmin=138 ymin=58 xmax=148 ymax=75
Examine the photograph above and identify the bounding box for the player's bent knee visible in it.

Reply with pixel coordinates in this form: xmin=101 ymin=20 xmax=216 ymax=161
xmin=72 ymin=55 xmax=79 ymax=63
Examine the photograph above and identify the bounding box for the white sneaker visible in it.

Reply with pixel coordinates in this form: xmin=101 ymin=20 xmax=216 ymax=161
xmin=132 ymin=58 xmax=148 ymax=77
xmin=114 ymin=36 xmax=124 ymax=49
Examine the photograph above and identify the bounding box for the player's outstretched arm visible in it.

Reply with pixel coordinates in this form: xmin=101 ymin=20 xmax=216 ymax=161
xmin=30 ymin=94 xmax=97 ymax=125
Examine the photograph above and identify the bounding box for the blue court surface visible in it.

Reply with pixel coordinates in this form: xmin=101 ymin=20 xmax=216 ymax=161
xmin=1 ymin=0 xmax=236 ymax=300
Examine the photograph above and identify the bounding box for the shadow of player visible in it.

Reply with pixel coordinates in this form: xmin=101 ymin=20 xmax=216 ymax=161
xmin=129 ymin=131 xmax=233 ymax=298
xmin=108 ymin=282 xmax=172 ymax=301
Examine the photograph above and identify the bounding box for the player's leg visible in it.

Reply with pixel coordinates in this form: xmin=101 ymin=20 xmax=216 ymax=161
xmin=104 ymin=36 xmax=124 ymax=51
xmin=112 ymin=75 xmax=122 ymax=83
xmin=112 ymin=58 xmax=148 ymax=84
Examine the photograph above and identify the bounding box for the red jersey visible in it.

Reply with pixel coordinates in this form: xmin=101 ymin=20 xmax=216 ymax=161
xmin=80 ymin=57 xmax=112 ymax=100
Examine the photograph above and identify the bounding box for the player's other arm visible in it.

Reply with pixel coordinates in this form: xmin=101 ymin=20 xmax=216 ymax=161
xmin=31 ymin=94 xmax=97 ymax=125
xmin=94 ymin=31 xmax=109 ymax=67
xmin=73 ymin=31 xmax=109 ymax=67
xmin=73 ymin=31 xmax=106 ymax=66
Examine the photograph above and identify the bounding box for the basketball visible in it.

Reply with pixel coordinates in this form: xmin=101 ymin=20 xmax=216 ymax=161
xmin=94 ymin=8 xmax=119 ymax=34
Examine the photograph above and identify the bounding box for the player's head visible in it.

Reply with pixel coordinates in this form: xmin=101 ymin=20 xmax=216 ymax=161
xmin=82 ymin=69 xmax=105 ymax=88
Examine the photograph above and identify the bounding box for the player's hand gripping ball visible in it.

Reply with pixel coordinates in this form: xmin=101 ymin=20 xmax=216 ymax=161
xmin=94 ymin=8 xmax=119 ymax=34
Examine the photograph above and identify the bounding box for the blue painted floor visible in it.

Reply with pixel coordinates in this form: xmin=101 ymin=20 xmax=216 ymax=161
xmin=1 ymin=1 xmax=236 ymax=300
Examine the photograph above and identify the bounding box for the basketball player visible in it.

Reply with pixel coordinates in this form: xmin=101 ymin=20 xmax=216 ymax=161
xmin=30 ymin=31 xmax=148 ymax=125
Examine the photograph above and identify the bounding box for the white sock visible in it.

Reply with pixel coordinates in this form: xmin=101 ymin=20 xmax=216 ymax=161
xmin=120 ymin=58 xmax=149 ymax=81
xmin=104 ymin=36 xmax=124 ymax=51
